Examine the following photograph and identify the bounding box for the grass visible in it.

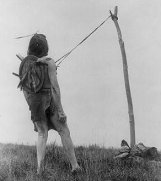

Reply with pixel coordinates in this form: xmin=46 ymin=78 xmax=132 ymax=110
xmin=0 ymin=143 xmax=161 ymax=181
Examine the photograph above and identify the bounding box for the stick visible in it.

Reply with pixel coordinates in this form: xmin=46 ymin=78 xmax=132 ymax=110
xmin=110 ymin=6 xmax=136 ymax=147
xmin=12 ymin=54 xmax=24 ymax=77
xmin=12 ymin=72 xmax=19 ymax=77
xmin=16 ymin=54 xmax=24 ymax=61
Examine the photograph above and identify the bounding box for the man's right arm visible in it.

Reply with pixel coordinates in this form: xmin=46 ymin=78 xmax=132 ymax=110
xmin=47 ymin=60 xmax=64 ymax=111
xmin=40 ymin=58 xmax=66 ymax=122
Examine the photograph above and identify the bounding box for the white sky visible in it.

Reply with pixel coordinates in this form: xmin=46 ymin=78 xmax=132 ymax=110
xmin=0 ymin=0 xmax=161 ymax=149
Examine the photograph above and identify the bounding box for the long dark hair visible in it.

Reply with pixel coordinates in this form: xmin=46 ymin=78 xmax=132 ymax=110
xmin=28 ymin=34 xmax=48 ymax=58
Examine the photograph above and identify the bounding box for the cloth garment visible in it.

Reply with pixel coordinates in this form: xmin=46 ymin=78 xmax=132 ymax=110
xmin=24 ymin=89 xmax=56 ymax=132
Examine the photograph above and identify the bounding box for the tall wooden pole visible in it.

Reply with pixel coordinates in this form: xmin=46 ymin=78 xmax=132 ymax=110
xmin=110 ymin=7 xmax=136 ymax=147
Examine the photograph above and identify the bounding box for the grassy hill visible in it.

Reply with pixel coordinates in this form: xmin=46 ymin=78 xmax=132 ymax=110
xmin=0 ymin=143 xmax=161 ymax=181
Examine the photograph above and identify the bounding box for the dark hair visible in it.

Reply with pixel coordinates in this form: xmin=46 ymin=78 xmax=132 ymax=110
xmin=28 ymin=34 xmax=48 ymax=58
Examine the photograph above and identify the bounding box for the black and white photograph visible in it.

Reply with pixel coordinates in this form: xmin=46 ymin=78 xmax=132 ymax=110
xmin=0 ymin=0 xmax=161 ymax=180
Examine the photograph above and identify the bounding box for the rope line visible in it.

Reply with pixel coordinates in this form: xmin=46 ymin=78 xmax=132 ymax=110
xmin=55 ymin=15 xmax=111 ymax=67
xmin=15 ymin=15 xmax=111 ymax=66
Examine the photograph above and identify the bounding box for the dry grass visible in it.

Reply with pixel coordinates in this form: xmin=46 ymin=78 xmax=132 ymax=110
xmin=0 ymin=143 xmax=161 ymax=181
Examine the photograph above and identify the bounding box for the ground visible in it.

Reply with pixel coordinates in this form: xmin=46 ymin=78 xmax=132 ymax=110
xmin=0 ymin=143 xmax=161 ymax=181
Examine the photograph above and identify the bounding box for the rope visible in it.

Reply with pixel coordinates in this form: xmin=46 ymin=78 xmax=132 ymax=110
xmin=15 ymin=15 xmax=111 ymax=66
xmin=55 ymin=15 xmax=111 ymax=67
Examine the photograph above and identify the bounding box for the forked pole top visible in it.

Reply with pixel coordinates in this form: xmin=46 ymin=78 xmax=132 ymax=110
xmin=110 ymin=6 xmax=118 ymax=21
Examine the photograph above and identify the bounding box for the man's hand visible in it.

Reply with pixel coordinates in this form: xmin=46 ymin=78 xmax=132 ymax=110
xmin=58 ymin=111 xmax=67 ymax=123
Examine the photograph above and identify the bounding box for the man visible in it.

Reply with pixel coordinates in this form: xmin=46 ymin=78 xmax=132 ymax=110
xmin=22 ymin=33 xmax=80 ymax=174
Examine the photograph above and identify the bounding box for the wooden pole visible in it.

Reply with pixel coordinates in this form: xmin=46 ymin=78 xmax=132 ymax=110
xmin=110 ymin=6 xmax=136 ymax=147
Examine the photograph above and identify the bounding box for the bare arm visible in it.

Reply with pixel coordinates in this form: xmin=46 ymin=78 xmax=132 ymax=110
xmin=37 ymin=57 xmax=66 ymax=121
xmin=47 ymin=59 xmax=64 ymax=113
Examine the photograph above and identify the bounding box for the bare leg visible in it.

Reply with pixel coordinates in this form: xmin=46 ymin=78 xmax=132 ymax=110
xmin=59 ymin=124 xmax=79 ymax=171
xmin=50 ymin=113 xmax=80 ymax=171
xmin=35 ymin=122 xmax=48 ymax=174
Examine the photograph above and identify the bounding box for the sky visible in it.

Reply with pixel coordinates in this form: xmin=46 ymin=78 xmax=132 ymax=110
xmin=0 ymin=0 xmax=161 ymax=149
